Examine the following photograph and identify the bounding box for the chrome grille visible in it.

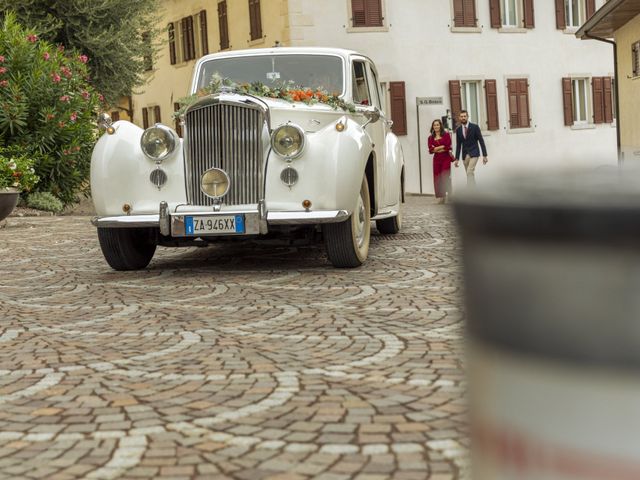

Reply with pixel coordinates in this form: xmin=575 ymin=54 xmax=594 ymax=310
xmin=185 ymin=102 xmax=264 ymax=206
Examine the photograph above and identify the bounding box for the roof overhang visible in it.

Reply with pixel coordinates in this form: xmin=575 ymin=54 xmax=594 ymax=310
xmin=576 ymin=0 xmax=640 ymax=38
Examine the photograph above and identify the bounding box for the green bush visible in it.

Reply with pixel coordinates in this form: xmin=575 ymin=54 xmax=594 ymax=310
xmin=25 ymin=191 xmax=63 ymax=213
xmin=0 ymin=13 xmax=101 ymax=205
xmin=0 ymin=145 xmax=38 ymax=191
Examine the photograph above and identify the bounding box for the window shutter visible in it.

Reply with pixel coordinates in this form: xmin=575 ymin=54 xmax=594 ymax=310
xmin=517 ymin=79 xmax=530 ymax=128
xmin=389 ymin=81 xmax=407 ymax=136
xmin=181 ymin=18 xmax=189 ymax=61
xmin=218 ymin=1 xmax=229 ymax=50
xmin=453 ymin=0 xmax=465 ymax=27
xmin=188 ymin=16 xmax=196 ymax=60
xmin=154 ymin=106 xmax=161 ymax=124
xmin=365 ymin=0 xmax=383 ymax=26
xmin=562 ymin=78 xmax=573 ymax=126
xmin=174 ymin=103 xmax=183 ymax=138
xmin=555 ymin=0 xmax=565 ymax=29
xmin=592 ymin=76 xmax=604 ymax=124
xmin=464 ymin=0 xmax=476 ymax=27
xmin=484 ymin=79 xmax=499 ymax=130
xmin=586 ymin=0 xmax=596 ymax=19
xmin=199 ymin=10 xmax=209 ymax=56
xmin=111 ymin=111 xmax=120 ymax=122
xmin=603 ymin=76 xmax=613 ymax=123
xmin=523 ymin=0 xmax=535 ymax=28
xmin=168 ymin=23 xmax=176 ymax=65
xmin=249 ymin=0 xmax=263 ymax=40
xmin=142 ymin=107 xmax=149 ymax=129
xmin=489 ymin=0 xmax=501 ymax=28
xmin=634 ymin=43 xmax=640 ymax=77
xmin=449 ymin=80 xmax=462 ymax=130
xmin=352 ymin=0 xmax=366 ymax=27
xmin=507 ymin=79 xmax=529 ymax=129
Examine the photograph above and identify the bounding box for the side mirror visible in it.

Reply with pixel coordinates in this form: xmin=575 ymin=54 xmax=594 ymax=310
xmin=361 ymin=107 xmax=381 ymax=127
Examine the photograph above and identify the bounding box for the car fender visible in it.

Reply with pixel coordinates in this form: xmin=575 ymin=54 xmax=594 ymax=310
xmin=91 ymin=121 xmax=187 ymax=216
xmin=264 ymin=116 xmax=373 ymax=212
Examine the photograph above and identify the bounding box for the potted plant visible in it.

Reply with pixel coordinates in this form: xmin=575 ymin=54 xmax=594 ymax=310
xmin=0 ymin=147 xmax=39 ymax=221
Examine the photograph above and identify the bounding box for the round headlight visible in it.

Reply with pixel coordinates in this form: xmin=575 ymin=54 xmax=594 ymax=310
xmin=201 ymin=168 xmax=230 ymax=199
xmin=271 ymin=124 xmax=305 ymax=159
xmin=140 ymin=125 xmax=178 ymax=161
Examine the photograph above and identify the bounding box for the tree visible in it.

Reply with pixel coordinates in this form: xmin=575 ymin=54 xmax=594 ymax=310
xmin=0 ymin=0 xmax=163 ymax=108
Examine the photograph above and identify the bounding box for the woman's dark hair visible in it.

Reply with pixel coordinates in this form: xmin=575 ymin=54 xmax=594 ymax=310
xmin=430 ymin=119 xmax=444 ymax=137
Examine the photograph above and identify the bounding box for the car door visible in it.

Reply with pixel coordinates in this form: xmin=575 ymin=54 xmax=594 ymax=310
xmin=351 ymin=58 xmax=386 ymax=214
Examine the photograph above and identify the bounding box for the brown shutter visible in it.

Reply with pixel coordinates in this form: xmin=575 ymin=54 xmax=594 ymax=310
xmin=111 ymin=111 xmax=120 ymax=122
xmin=199 ymin=10 xmax=209 ymax=55
xmin=449 ymin=80 xmax=462 ymax=130
xmin=188 ymin=16 xmax=195 ymax=60
xmin=453 ymin=0 xmax=465 ymax=27
xmin=489 ymin=0 xmax=501 ymax=28
xmin=484 ymin=80 xmax=499 ymax=131
xmin=463 ymin=0 xmax=476 ymax=26
xmin=517 ymin=79 xmax=530 ymax=128
xmin=181 ymin=17 xmax=189 ymax=60
xmin=174 ymin=103 xmax=183 ymax=138
xmin=352 ymin=0 xmax=366 ymax=27
xmin=389 ymin=81 xmax=407 ymax=136
xmin=586 ymin=0 xmax=596 ymax=19
xmin=249 ymin=0 xmax=263 ymax=40
xmin=592 ymin=76 xmax=604 ymax=124
xmin=523 ymin=0 xmax=535 ymax=28
xmin=603 ymin=76 xmax=613 ymax=123
xmin=142 ymin=107 xmax=149 ymax=129
xmin=365 ymin=0 xmax=383 ymax=26
xmin=168 ymin=23 xmax=176 ymax=65
xmin=562 ymin=77 xmax=573 ymax=126
xmin=154 ymin=106 xmax=161 ymax=124
xmin=218 ymin=1 xmax=229 ymax=50
xmin=555 ymin=0 xmax=565 ymax=29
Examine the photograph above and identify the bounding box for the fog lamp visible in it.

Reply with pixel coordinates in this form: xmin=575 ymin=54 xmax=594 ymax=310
xmin=280 ymin=166 xmax=298 ymax=187
xmin=201 ymin=168 xmax=230 ymax=199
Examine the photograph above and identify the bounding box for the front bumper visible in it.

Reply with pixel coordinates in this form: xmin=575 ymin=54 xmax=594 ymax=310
xmin=91 ymin=208 xmax=349 ymax=237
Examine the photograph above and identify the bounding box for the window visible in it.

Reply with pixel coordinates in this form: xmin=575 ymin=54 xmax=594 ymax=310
xmin=351 ymin=0 xmax=383 ymax=27
xmin=562 ymin=76 xmax=613 ymax=126
xmin=453 ymin=0 xmax=476 ymax=27
xmin=142 ymin=106 xmax=161 ymax=129
xmin=249 ymin=0 xmax=263 ymax=40
xmin=352 ymin=61 xmax=371 ymax=106
xmin=555 ymin=0 xmax=595 ymax=29
xmin=110 ymin=111 xmax=120 ymax=122
xmin=633 ymin=41 xmax=640 ymax=77
xmin=490 ymin=0 xmax=534 ymax=28
xmin=218 ymin=1 xmax=230 ymax=50
xmin=449 ymin=79 xmax=499 ymax=131
xmin=506 ymin=78 xmax=530 ymax=129
xmin=389 ymin=81 xmax=407 ymax=136
xmin=169 ymin=13 xmax=210 ymax=64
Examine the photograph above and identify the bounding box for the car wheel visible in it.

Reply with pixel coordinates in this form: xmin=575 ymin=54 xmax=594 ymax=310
xmin=376 ymin=183 xmax=403 ymax=234
xmin=324 ymin=176 xmax=371 ymax=268
xmin=97 ymin=227 xmax=157 ymax=271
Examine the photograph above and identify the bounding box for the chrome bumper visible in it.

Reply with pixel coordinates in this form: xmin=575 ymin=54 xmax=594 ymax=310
xmin=92 ymin=208 xmax=350 ymax=234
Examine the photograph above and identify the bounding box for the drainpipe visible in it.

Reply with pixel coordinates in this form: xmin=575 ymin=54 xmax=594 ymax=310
xmin=584 ymin=32 xmax=622 ymax=164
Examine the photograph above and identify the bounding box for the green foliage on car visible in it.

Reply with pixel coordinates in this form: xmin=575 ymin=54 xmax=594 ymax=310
xmin=0 ymin=13 xmax=101 ymax=205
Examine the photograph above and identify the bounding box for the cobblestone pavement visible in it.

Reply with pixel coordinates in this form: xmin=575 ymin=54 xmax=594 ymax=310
xmin=0 ymin=196 xmax=467 ymax=480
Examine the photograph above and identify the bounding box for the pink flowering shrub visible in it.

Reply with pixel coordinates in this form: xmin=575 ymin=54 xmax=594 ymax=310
xmin=0 ymin=13 xmax=101 ymax=205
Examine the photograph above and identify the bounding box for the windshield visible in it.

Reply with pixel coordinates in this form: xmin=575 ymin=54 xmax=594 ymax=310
xmin=197 ymin=54 xmax=344 ymax=96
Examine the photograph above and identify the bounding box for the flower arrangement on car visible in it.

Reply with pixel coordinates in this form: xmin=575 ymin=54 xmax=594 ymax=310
xmin=0 ymin=147 xmax=39 ymax=192
xmin=174 ymin=74 xmax=356 ymax=119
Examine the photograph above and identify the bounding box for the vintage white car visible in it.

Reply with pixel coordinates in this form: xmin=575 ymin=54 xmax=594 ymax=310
xmin=91 ymin=47 xmax=404 ymax=270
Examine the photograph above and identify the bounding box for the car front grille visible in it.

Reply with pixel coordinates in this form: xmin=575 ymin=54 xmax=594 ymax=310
xmin=185 ymin=101 xmax=265 ymax=206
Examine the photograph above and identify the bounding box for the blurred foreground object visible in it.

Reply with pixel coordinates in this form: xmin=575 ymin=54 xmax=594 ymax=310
xmin=454 ymin=167 xmax=640 ymax=480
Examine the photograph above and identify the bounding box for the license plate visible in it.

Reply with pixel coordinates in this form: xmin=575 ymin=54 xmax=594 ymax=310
xmin=184 ymin=214 xmax=245 ymax=235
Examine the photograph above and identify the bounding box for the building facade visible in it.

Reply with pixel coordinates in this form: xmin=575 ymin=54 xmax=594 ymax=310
xmin=578 ymin=0 xmax=640 ymax=164
xmin=131 ymin=0 xmax=618 ymax=194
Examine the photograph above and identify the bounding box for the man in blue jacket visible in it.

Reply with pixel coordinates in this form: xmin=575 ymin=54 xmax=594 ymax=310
xmin=454 ymin=110 xmax=488 ymax=186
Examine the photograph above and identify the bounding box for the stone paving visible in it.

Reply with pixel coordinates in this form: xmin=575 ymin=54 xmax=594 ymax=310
xmin=0 ymin=196 xmax=467 ymax=480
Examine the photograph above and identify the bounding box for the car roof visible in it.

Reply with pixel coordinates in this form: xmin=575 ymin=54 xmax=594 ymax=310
xmin=197 ymin=47 xmax=369 ymax=63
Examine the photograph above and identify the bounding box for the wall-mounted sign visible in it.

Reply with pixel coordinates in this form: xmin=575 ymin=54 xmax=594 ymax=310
xmin=416 ymin=96 xmax=443 ymax=106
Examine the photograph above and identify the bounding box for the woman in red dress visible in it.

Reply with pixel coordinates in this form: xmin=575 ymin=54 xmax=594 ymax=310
xmin=428 ymin=119 xmax=452 ymax=204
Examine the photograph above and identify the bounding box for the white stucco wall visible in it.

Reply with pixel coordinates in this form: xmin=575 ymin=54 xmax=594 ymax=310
xmin=289 ymin=0 xmax=618 ymax=193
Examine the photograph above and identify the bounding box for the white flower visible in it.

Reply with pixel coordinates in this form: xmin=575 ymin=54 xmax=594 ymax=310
xmin=12 ymin=181 xmax=19 ymax=187
xmin=29 ymin=167 xmax=35 ymax=173
xmin=8 ymin=160 xmax=16 ymax=170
